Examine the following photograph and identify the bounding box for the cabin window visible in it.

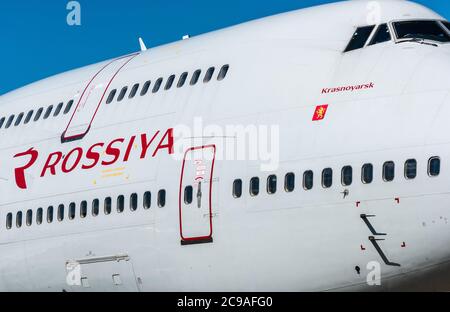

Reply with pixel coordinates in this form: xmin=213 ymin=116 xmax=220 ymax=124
xmin=117 ymin=87 xmax=128 ymax=102
xmin=92 ymin=199 xmax=99 ymax=216
xmin=6 ymin=213 xmax=12 ymax=230
xmin=267 ymin=175 xmax=277 ymax=194
xmin=322 ymin=168 xmax=333 ymax=188
xmin=184 ymin=186 xmax=193 ymax=205
xmin=80 ymin=201 xmax=87 ymax=218
xmin=47 ymin=206 xmax=54 ymax=223
xmin=0 ymin=117 xmax=5 ymax=129
xmin=43 ymin=106 xmax=53 ymax=119
xmin=143 ymin=192 xmax=151 ymax=209
xmin=158 ymin=190 xmax=166 ymax=208
xmin=141 ymin=81 xmax=151 ymax=96
xmin=104 ymin=197 xmax=112 ymax=215
xmin=153 ymin=78 xmax=163 ymax=93
xmin=165 ymin=75 xmax=176 ymax=90
xmin=24 ymin=111 xmax=33 ymax=124
xmin=106 ymin=89 xmax=117 ymax=104
xmin=250 ymin=177 xmax=260 ymax=196
xmin=178 ymin=72 xmax=188 ymax=88
xmin=393 ymin=20 xmax=450 ymax=43
xmin=130 ymin=193 xmax=138 ymax=211
xmin=129 ymin=84 xmax=140 ymax=99
xmin=16 ymin=211 xmax=23 ymax=228
xmin=303 ymin=171 xmax=314 ymax=190
xmin=405 ymin=159 xmax=417 ymax=179
xmin=5 ymin=115 xmax=15 ymax=129
xmin=341 ymin=166 xmax=353 ymax=186
xmin=383 ymin=161 xmax=395 ymax=182
xmin=284 ymin=173 xmax=295 ymax=193
xmin=34 ymin=108 xmax=43 ymax=121
xmin=54 ymin=103 xmax=64 ymax=117
xmin=64 ymin=100 xmax=74 ymax=114
xmin=57 ymin=204 xmax=65 ymax=222
xmin=15 ymin=113 xmax=24 ymax=127
xmin=344 ymin=25 xmax=376 ymax=52
xmin=36 ymin=208 xmax=43 ymax=225
xmin=233 ymin=179 xmax=243 ymax=198
xmin=218 ymin=65 xmax=229 ymax=81
xmin=428 ymin=157 xmax=441 ymax=177
xmin=69 ymin=203 xmax=76 ymax=220
xmin=26 ymin=209 xmax=33 ymax=226
xmin=190 ymin=70 xmax=201 ymax=85
xmin=117 ymin=195 xmax=125 ymax=213
xmin=369 ymin=23 xmax=391 ymax=45
xmin=204 ymin=67 xmax=215 ymax=83
xmin=362 ymin=164 xmax=373 ymax=184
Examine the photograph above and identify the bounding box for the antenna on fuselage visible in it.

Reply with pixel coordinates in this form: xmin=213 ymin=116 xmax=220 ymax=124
xmin=139 ymin=37 xmax=147 ymax=51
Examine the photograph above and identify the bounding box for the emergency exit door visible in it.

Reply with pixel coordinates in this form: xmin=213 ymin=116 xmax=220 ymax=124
xmin=179 ymin=145 xmax=216 ymax=245
xmin=61 ymin=53 xmax=138 ymax=143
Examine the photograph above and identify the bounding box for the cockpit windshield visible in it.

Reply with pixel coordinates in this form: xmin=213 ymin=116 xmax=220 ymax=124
xmin=442 ymin=21 xmax=450 ymax=32
xmin=393 ymin=20 xmax=450 ymax=43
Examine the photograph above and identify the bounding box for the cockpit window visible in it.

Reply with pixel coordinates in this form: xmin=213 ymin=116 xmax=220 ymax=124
xmin=344 ymin=25 xmax=376 ymax=52
xmin=369 ymin=24 xmax=391 ymax=45
xmin=442 ymin=21 xmax=450 ymax=32
xmin=393 ymin=20 xmax=450 ymax=43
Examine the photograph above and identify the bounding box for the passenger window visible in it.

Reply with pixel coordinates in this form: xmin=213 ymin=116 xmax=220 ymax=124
xmin=178 ymin=72 xmax=188 ymax=88
xmin=64 ymin=100 xmax=74 ymax=114
xmin=250 ymin=177 xmax=260 ymax=196
xmin=158 ymin=190 xmax=166 ymax=208
xmin=322 ymin=168 xmax=333 ymax=188
xmin=43 ymin=106 xmax=53 ymax=119
xmin=141 ymin=81 xmax=151 ymax=96
xmin=218 ymin=65 xmax=229 ymax=81
xmin=190 ymin=70 xmax=201 ymax=85
xmin=143 ymin=192 xmax=151 ymax=209
xmin=26 ymin=209 xmax=33 ymax=226
xmin=165 ymin=75 xmax=176 ymax=90
xmin=0 ymin=117 xmax=5 ymax=129
xmin=284 ymin=173 xmax=295 ymax=192
xmin=69 ymin=203 xmax=76 ymax=220
xmin=54 ymin=103 xmax=64 ymax=117
xmin=344 ymin=25 xmax=376 ymax=52
xmin=303 ymin=171 xmax=314 ymax=190
xmin=267 ymin=175 xmax=277 ymax=194
xmin=369 ymin=24 xmax=391 ymax=45
xmin=16 ymin=211 xmax=23 ymax=228
xmin=92 ymin=199 xmax=99 ymax=216
xmin=233 ymin=179 xmax=243 ymax=198
xmin=428 ymin=157 xmax=441 ymax=177
xmin=153 ymin=78 xmax=163 ymax=93
xmin=341 ymin=166 xmax=353 ymax=186
xmin=130 ymin=193 xmax=138 ymax=211
xmin=6 ymin=213 xmax=12 ymax=230
xmin=57 ymin=204 xmax=65 ymax=222
xmin=184 ymin=186 xmax=193 ymax=205
xmin=383 ymin=161 xmax=395 ymax=182
xmin=405 ymin=159 xmax=417 ymax=179
xmin=24 ymin=111 xmax=34 ymax=124
xmin=34 ymin=108 xmax=43 ymax=121
xmin=362 ymin=164 xmax=373 ymax=184
xmin=36 ymin=208 xmax=43 ymax=225
xmin=5 ymin=115 xmax=15 ymax=129
xmin=117 ymin=87 xmax=128 ymax=102
xmin=15 ymin=113 xmax=24 ymax=127
xmin=129 ymin=84 xmax=140 ymax=99
xmin=104 ymin=197 xmax=112 ymax=215
xmin=106 ymin=89 xmax=117 ymax=104
xmin=47 ymin=206 xmax=54 ymax=223
xmin=80 ymin=201 xmax=87 ymax=218
xmin=204 ymin=67 xmax=215 ymax=83
xmin=117 ymin=195 xmax=125 ymax=213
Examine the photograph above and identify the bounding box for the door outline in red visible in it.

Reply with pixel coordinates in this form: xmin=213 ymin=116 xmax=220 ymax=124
xmin=179 ymin=145 xmax=216 ymax=245
xmin=61 ymin=53 xmax=139 ymax=143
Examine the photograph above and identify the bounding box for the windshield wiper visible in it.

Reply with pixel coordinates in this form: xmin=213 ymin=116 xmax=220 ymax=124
xmin=397 ymin=38 xmax=438 ymax=47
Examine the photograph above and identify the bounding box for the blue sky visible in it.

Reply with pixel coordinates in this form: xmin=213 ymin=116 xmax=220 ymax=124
xmin=0 ymin=0 xmax=449 ymax=95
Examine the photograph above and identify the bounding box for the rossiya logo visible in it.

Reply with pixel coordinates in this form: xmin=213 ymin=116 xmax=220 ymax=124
xmin=13 ymin=128 xmax=174 ymax=190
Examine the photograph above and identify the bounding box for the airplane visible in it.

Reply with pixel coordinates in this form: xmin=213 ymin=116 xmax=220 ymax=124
xmin=1 ymin=0 xmax=450 ymax=292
